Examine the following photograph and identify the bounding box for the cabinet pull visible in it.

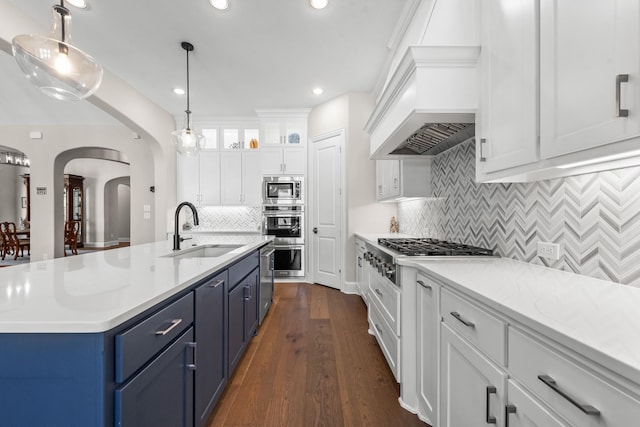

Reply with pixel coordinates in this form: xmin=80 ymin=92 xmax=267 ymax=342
xmin=208 ymin=279 xmax=224 ymax=288
xmin=417 ymin=280 xmax=432 ymax=290
xmin=374 ymin=323 xmax=383 ymax=335
xmin=155 ymin=318 xmax=182 ymax=336
xmin=378 ymin=184 xmax=383 ymax=195
xmin=374 ymin=288 xmax=383 ymax=297
xmin=538 ymin=375 xmax=600 ymax=415
xmin=283 ymin=163 xmax=286 ymax=173
xmin=486 ymin=385 xmax=497 ymax=424
xmin=616 ymin=74 xmax=629 ymax=117
xmin=451 ymin=311 xmax=475 ymax=328
xmin=479 ymin=138 xmax=487 ymax=162
xmin=244 ymin=284 xmax=252 ymax=301
xmin=393 ymin=178 xmax=399 ymax=189
xmin=505 ymin=404 xmax=516 ymax=427
xmin=187 ymin=341 xmax=197 ymax=371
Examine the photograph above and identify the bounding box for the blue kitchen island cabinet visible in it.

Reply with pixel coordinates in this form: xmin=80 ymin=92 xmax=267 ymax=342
xmin=227 ymin=251 xmax=260 ymax=376
xmin=0 ymin=239 xmax=270 ymax=427
xmin=194 ymin=270 xmax=228 ymax=427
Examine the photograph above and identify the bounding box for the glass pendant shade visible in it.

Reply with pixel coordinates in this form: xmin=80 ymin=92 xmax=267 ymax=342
xmin=172 ymin=119 xmax=205 ymax=156
xmin=12 ymin=3 xmax=103 ymax=101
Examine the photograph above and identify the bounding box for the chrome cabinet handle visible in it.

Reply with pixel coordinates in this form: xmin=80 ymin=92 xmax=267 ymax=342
xmin=374 ymin=288 xmax=383 ymax=297
xmin=208 ymin=279 xmax=224 ymax=288
xmin=616 ymin=74 xmax=629 ymax=117
xmin=538 ymin=375 xmax=600 ymax=415
xmin=155 ymin=318 xmax=182 ymax=336
xmin=486 ymin=386 xmax=497 ymax=424
xmin=374 ymin=323 xmax=383 ymax=334
xmin=378 ymin=184 xmax=383 ymax=195
xmin=393 ymin=178 xmax=399 ymax=189
xmin=451 ymin=311 xmax=475 ymax=328
xmin=505 ymin=404 xmax=516 ymax=427
xmin=244 ymin=284 xmax=251 ymax=300
xmin=417 ymin=280 xmax=432 ymax=290
xmin=187 ymin=341 xmax=197 ymax=371
xmin=479 ymin=138 xmax=487 ymax=162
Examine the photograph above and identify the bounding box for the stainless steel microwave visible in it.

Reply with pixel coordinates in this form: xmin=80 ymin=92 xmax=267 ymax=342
xmin=262 ymin=176 xmax=303 ymax=205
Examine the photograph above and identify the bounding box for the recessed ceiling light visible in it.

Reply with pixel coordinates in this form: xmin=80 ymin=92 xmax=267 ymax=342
xmin=209 ymin=0 xmax=229 ymax=10
xmin=66 ymin=0 xmax=88 ymax=9
xmin=312 ymin=87 xmax=324 ymax=95
xmin=173 ymin=88 xmax=185 ymax=95
xmin=310 ymin=0 xmax=328 ymax=10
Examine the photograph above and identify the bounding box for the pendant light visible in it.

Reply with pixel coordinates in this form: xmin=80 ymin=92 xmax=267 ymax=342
xmin=171 ymin=42 xmax=205 ymax=156
xmin=12 ymin=0 xmax=103 ymax=101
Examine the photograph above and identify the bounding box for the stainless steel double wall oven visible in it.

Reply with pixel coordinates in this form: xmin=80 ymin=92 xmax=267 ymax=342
xmin=262 ymin=176 xmax=304 ymax=277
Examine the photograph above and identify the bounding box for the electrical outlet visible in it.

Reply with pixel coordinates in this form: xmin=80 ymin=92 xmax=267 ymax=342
xmin=537 ymin=242 xmax=561 ymax=260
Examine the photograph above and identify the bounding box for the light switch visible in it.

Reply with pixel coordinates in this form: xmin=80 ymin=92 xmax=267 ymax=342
xmin=143 ymin=204 xmax=151 ymax=212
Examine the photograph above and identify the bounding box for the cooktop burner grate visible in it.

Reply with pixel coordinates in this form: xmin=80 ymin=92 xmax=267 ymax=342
xmin=377 ymin=238 xmax=494 ymax=257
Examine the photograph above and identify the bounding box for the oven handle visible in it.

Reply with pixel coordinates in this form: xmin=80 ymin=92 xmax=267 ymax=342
xmin=261 ymin=248 xmax=275 ymax=257
xmin=273 ymin=244 xmax=304 ymax=250
xmin=263 ymin=213 xmax=304 ymax=217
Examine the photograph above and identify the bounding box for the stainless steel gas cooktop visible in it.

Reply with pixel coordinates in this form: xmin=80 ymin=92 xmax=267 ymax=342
xmin=377 ymin=238 xmax=494 ymax=257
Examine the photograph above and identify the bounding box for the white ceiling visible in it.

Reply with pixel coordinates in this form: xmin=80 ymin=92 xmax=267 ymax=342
xmin=2 ymin=0 xmax=407 ymax=126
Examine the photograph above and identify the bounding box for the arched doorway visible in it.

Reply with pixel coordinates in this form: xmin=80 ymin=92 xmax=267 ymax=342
xmin=104 ymin=177 xmax=131 ymax=247
xmin=55 ymin=148 xmax=130 ymax=256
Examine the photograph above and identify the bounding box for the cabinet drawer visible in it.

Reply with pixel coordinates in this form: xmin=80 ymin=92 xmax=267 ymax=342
xmin=369 ymin=300 xmax=400 ymax=381
xmin=368 ymin=272 xmax=400 ymax=335
xmin=441 ymin=288 xmax=506 ymax=365
xmin=115 ymin=293 xmax=194 ymax=383
xmin=509 ymin=327 xmax=640 ymax=427
xmin=229 ymin=250 xmax=259 ymax=289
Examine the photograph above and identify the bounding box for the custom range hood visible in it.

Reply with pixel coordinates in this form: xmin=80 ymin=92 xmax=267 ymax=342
xmin=365 ymin=45 xmax=480 ymax=159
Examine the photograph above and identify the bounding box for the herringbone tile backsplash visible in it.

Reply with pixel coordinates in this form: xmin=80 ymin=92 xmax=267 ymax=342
xmin=398 ymin=139 xmax=640 ymax=287
xmin=184 ymin=206 xmax=262 ymax=233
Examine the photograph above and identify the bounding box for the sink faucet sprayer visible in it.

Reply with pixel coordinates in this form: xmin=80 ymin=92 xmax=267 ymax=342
xmin=173 ymin=202 xmax=199 ymax=251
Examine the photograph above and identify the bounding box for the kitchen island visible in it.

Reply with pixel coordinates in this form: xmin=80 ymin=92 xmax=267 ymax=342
xmin=0 ymin=234 xmax=273 ymax=427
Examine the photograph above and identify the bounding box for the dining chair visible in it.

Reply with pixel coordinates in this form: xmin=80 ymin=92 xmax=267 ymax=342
xmin=2 ymin=222 xmax=30 ymax=260
xmin=64 ymin=220 xmax=80 ymax=256
xmin=0 ymin=225 xmax=7 ymax=260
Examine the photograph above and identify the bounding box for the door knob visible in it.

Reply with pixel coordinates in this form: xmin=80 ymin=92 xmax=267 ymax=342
xmin=313 ymin=227 xmax=318 ymax=234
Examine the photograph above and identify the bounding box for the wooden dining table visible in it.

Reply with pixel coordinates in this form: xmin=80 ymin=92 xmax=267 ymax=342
xmin=16 ymin=229 xmax=30 ymax=238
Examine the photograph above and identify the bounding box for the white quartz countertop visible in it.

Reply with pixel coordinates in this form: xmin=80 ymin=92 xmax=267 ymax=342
xmin=0 ymin=235 xmax=273 ymax=334
xmin=398 ymin=257 xmax=640 ymax=385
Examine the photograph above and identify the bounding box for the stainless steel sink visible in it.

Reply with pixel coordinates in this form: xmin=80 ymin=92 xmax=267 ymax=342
xmin=163 ymin=244 xmax=243 ymax=259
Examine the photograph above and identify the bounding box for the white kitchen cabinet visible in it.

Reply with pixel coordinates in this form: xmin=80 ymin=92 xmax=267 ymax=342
xmin=506 ymin=380 xmax=569 ymax=427
xmin=416 ymin=273 xmax=439 ymax=426
xmin=177 ymin=151 xmax=221 ymax=205
xmin=261 ymin=147 xmax=306 ymax=175
xmin=355 ymin=238 xmax=367 ymax=302
xmin=539 ymin=0 xmax=640 ymax=159
xmin=219 ymin=151 xmax=261 ymax=206
xmin=376 ymin=158 xmax=432 ymax=202
xmin=259 ymin=117 xmax=307 ymax=146
xmin=221 ymin=125 xmax=260 ymax=150
xmin=509 ymin=327 xmax=640 ymax=427
xmin=440 ymin=323 xmax=507 ymax=427
xmin=476 ymin=0 xmax=538 ymax=177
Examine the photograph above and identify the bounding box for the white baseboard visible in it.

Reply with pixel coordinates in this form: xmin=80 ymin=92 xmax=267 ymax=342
xmin=118 ymin=237 xmax=130 ymax=243
xmin=84 ymin=240 xmax=118 ymax=248
xmin=342 ymin=281 xmax=359 ymax=294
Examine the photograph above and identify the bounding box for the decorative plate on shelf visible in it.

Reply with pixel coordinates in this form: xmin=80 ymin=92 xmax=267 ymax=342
xmin=288 ymin=133 xmax=300 ymax=144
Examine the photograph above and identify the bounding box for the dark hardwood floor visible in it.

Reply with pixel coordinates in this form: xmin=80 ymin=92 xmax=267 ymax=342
xmin=208 ymin=282 xmax=428 ymax=427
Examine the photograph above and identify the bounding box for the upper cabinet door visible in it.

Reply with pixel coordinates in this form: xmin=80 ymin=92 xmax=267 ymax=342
xmin=540 ymin=0 xmax=640 ymax=159
xmin=477 ymin=0 xmax=538 ymax=175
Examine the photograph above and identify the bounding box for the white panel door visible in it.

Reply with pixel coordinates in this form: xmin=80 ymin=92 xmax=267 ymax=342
xmin=440 ymin=323 xmax=507 ymax=427
xmin=311 ymin=133 xmax=342 ymax=289
xmin=477 ymin=0 xmax=538 ymax=174
xmin=540 ymin=0 xmax=640 ymax=158
xmin=177 ymin=154 xmax=200 ymax=205
xmin=199 ymin=151 xmax=220 ymax=205
xmin=220 ymin=152 xmax=242 ymax=205
xmin=282 ymin=147 xmax=306 ymax=175
xmin=242 ymin=151 xmax=262 ymax=205
xmin=506 ymin=380 xmax=569 ymax=427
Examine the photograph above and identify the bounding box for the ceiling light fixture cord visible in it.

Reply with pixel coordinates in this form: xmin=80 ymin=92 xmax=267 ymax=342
xmin=183 ymin=41 xmax=194 ymax=131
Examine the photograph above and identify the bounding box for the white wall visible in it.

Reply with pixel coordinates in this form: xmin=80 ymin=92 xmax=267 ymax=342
xmin=0 ymin=164 xmax=28 ymax=224
xmin=308 ymin=93 xmax=397 ymax=284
